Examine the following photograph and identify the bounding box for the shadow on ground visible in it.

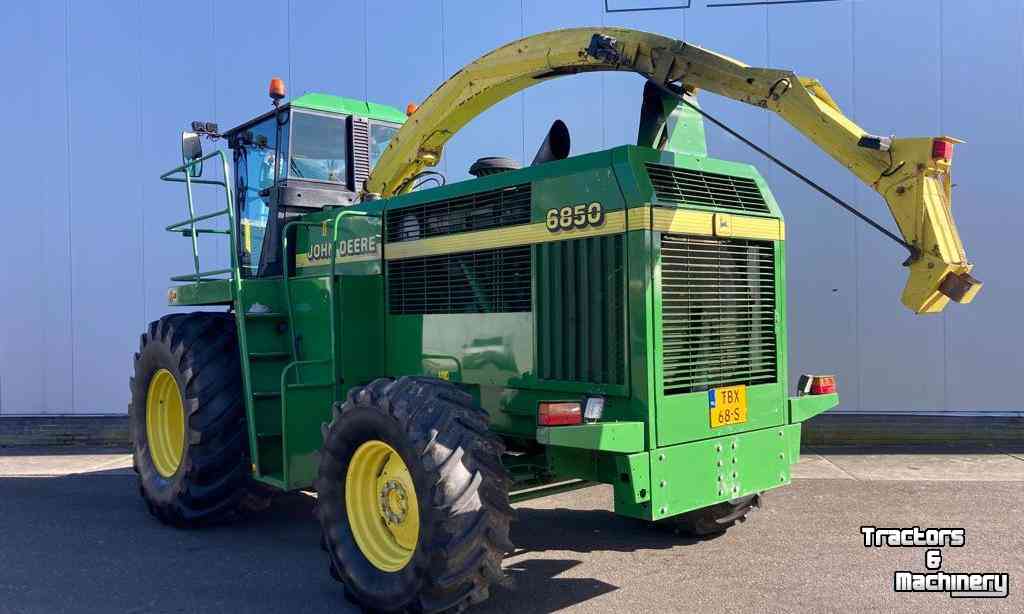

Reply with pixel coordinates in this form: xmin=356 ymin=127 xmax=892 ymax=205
xmin=0 ymin=470 xmax=705 ymax=614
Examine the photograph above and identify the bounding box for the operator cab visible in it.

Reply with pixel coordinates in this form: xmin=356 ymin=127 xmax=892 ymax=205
xmin=220 ymin=85 xmax=404 ymax=277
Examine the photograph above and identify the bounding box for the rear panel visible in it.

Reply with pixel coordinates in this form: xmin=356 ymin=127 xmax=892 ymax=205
xmin=620 ymin=148 xmax=788 ymax=448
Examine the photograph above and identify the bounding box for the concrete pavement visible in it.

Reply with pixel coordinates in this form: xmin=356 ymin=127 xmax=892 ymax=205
xmin=6 ymin=446 xmax=1024 ymax=482
xmin=0 ymin=448 xmax=1021 ymax=613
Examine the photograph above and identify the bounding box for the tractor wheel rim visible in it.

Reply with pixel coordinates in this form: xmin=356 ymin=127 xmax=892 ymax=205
xmin=145 ymin=368 xmax=186 ymax=478
xmin=345 ymin=440 xmax=420 ymax=572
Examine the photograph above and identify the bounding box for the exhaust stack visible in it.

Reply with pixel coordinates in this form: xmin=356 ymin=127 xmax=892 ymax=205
xmin=531 ymin=120 xmax=571 ymax=166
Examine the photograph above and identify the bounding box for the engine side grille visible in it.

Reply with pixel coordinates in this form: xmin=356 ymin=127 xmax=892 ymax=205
xmin=646 ymin=163 xmax=771 ymax=214
xmin=661 ymin=235 xmax=777 ymax=394
xmin=388 ymin=246 xmax=531 ymax=314
xmin=536 ymin=235 xmax=626 ymax=386
xmin=385 ymin=184 xmax=532 ymax=243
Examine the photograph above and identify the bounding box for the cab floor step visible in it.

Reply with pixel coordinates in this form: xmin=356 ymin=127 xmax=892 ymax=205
xmin=248 ymin=351 xmax=292 ymax=361
xmin=244 ymin=311 xmax=287 ymax=319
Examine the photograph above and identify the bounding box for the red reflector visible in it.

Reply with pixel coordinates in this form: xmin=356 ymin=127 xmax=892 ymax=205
xmin=538 ymin=402 xmax=582 ymax=426
xmin=810 ymin=375 xmax=837 ymax=395
xmin=932 ymin=139 xmax=953 ymax=161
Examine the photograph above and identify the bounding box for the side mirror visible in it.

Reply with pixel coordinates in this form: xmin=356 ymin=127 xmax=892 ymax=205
xmin=181 ymin=131 xmax=203 ymax=177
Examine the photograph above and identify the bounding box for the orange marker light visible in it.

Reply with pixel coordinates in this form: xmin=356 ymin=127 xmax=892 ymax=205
xmin=269 ymin=77 xmax=286 ymax=101
xmin=405 ymin=102 xmax=418 ymax=116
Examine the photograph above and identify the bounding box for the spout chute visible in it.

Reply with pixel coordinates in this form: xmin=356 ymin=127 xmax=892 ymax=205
xmin=365 ymin=27 xmax=978 ymax=314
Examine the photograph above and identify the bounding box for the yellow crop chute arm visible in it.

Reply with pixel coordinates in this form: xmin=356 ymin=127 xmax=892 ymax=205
xmin=365 ymin=27 xmax=979 ymax=314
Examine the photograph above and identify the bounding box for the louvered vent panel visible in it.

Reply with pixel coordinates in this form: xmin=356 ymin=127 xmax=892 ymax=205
xmin=646 ymin=163 xmax=771 ymax=214
xmin=350 ymin=117 xmax=371 ymax=191
xmin=536 ymin=235 xmax=626 ymax=386
xmin=385 ymin=184 xmax=531 ymax=243
xmin=661 ymin=235 xmax=777 ymax=394
xmin=388 ymin=246 xmax=531 ymax=315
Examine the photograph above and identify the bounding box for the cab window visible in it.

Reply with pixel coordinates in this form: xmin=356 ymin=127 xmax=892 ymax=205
xmin=370 ymin=122 xmax=399 ymax=169
xmin=289 ymin=111 xmax=348 ymax=184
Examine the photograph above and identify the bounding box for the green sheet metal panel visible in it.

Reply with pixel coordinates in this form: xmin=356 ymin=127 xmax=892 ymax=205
xmin=649 ymin=424 xmax=801 ymax=521
xmin=167 ymin=279 xmax=232 ymax=306
xmin=789 ymin=393 xmax=840 ymax=423
xmin=535 ymin=421 xmax=645 ymax=453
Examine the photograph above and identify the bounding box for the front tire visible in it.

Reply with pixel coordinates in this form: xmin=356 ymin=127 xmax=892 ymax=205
xmin=129 ymin=312 xmax=270 ymax=527
xmin=316 ymin=377 xmax=514 ymax=613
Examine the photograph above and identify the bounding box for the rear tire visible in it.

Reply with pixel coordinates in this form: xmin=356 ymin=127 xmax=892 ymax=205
xmin=316 ymin=376 xmax=514 ymax=613
xmin=655 ymin=494 xmax=761 ymax=537
xmin=129 ymin=312 xmax=271 ymax=527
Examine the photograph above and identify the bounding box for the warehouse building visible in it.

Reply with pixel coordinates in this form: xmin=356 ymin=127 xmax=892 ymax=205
xmin=1 ymin=1 xmax=1020 ymax=438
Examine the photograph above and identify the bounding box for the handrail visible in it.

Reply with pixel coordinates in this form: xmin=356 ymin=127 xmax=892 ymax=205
xmin=279 ymin=210 xmax=380 ymax=486
xmin=280 ymin=210 xmax=377 ymax=394
xmin=159 ymin=149 xmax=238 ymax=284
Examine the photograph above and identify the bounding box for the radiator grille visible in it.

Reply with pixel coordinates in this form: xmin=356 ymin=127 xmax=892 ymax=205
xmin=536 ymin=235 xmax=626 ymax=386
xmin=661 ymin=235 xmax=777 ymax=394
xmin=388 ymin=246 xmax=531 ymax=314
xmin=385 ymin=184 xmax=531 ymax=243
xmin=646 ymin=163 xmax=770 ymax=214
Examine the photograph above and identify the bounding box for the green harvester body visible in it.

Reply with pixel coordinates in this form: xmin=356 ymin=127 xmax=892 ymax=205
xmin=162 ymin=90 xmax=836 ymax=523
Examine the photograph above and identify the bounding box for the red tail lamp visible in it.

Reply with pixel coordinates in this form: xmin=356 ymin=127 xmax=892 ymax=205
xmin=798 ymin=374 xmax=837 ymax=396
xmin=538 ymin=402 xmax=582 ymax=426
xmin=810 ymin=375 xmax=836 ymax=395
xmin=932 ymin=138 xmax=954 ymax=162
xmin=269 ymin=77 xmax=286 ymax=101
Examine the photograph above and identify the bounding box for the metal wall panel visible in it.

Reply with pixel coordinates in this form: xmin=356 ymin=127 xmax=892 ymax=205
xmin=851 ymin=0 xmax=946 ymax=412
xmin=939 ymin=0 xmax=1024 ymax=412
xmin=66 ymin=1 xmax=145 ymax=414
xmin=765 ymin=1 xmax=861 ymax=411
xmin=1 ymin=0 xmax=1019 ymax=415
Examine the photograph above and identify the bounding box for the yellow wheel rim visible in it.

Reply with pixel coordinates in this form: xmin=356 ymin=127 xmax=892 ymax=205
xmin=345 ymin=440 xmax=420 ymax=572
xmin=145 ymin=368 xmax=186 ymax=478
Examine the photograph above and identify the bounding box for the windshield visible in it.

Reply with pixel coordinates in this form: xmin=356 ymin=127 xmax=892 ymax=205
xmin=289 ymin=111 xmax=348 ymax=184
xmin=371 ymin=123 xmax=399 ymax=169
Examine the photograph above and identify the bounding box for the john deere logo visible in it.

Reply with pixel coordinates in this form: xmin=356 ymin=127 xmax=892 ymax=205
xmin=307 ymin=234 xmax=380 ymax=263
xmin=714 ymin=213 xmax=734 ymax=237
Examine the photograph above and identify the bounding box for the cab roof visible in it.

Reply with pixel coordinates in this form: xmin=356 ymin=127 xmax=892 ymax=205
xmin=223 ymin=92 xmax=406 ymax=136
xmin=291 ymin=93 xmax=407 ymax=124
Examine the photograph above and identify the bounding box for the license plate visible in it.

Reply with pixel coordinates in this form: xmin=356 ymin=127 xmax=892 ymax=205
xmin=709 ymin=385 xmax=748 ymax=428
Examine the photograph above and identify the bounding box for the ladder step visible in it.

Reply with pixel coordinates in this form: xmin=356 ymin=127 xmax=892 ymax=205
xmin=253 ymin=391 xmax=281 ymax=400
xmin=286 ymin=382 xmax=334 ymax=391
xmin=249 ymin=351 xmax=292 ymax=361
xmin=245 ymin=311 xmax=287 ymax=319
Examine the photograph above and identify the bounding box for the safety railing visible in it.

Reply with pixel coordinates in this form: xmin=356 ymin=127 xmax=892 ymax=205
xmin=160 ymin=150 xmax=238 ymax=283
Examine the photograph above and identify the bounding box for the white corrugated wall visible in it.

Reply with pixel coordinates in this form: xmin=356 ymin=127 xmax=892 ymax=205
xmin=1 ymin=0 xmax=1019 ymax=415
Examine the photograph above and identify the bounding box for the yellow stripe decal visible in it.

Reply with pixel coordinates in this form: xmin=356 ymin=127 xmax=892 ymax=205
xmin=374 ymin=207 xmax=783 ymax=261
xmin=384 ymin=211 xmax=628 ymax=260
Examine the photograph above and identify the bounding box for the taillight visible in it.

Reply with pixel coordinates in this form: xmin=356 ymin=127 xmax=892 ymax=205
xmin=538 ymin=402 xmax=582 ymax=426
xmin=932 ymin=138 xmax=954 ymax=162
xmin=810 ymin=375 xmax=836 ymax=395
xmin=798 ymin=374 xmax=837 ymax=395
